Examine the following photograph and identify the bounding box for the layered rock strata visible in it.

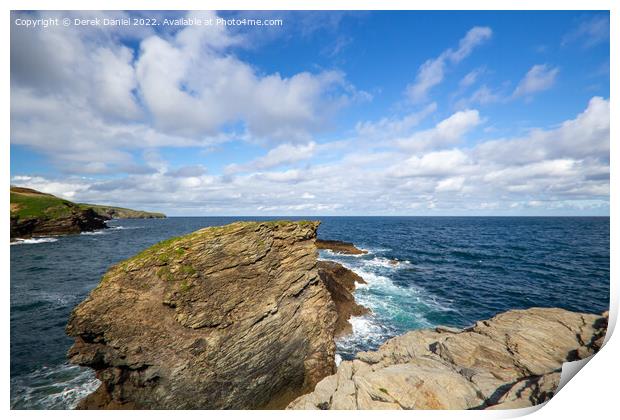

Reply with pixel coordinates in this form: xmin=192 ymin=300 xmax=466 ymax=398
xmin=67 ymin=221 xmax=338 ymax=409
xmin=288 ymin=308 xmax=608 ymax=410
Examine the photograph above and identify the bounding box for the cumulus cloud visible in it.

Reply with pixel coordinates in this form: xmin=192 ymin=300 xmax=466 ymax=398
xmin=512 ymin=64 xmax=559 ymax=98
xmin=10 ymin=10 xmax=361 ymax=173
xmin=474 ymin=96 xmax=609 ymax=164
xmin=406 ymin=26 xmax=492 ymax=102
xmin=226 ymin=142 xmax=317 ymax=174
xmin=389 ymin=149 xmax=472 ymax=178
xmin=396 ymin=109 xmax=481 ymax=151
xmin=135 ymin=23 xmax=350 ymax=140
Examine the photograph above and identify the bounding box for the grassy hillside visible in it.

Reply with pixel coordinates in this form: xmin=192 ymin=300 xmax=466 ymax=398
xmin=10 ymin=187 xmax=166 ymax=220
xmin=10 ymin=187 xmax=77 ymax=220
xmin=81 ymin=203 xmax=166 ymax=219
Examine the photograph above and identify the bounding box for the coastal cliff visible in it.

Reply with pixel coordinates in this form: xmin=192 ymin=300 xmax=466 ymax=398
xmin=66 ymin=221 xmax=339 ymax=409
xmin=11 ymin=187 xmax=108 ymax=239
xmin=288 ymin=308 xmax=608 ymax=410
xmin=10 ymin=186 xmax=165 ymax=240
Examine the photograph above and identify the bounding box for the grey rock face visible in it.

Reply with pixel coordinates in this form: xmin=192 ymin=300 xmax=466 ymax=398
xmin=288 ymin=308 xmax=608 ymax=410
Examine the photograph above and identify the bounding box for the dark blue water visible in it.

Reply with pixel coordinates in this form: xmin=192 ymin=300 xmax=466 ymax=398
xmin=10 ymin=217 xmax=609 ymax=408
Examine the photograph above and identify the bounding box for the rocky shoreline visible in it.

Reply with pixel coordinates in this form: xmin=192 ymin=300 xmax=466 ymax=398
xmin=288 ymin=308 xmax=608 ymax=410
xmin=65 ymin=220 xmax=608 ymax=410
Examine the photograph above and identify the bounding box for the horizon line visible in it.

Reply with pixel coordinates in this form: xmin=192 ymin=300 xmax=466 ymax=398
xmin=147 ymin=215 xmax=611 ymax=218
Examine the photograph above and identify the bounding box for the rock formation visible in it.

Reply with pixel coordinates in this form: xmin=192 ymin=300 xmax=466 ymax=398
xmin=288 ymin=308 xmax=608 ymax=410
xmin=316 ymin=239 xmax=368 ymax=255
xmin=66 ymin=221 xmax=339 ymax=409
xmin=10 ymin=186 xmax=165 ymax=239
xmin=317 ymin=261 xmax=369 ymax=336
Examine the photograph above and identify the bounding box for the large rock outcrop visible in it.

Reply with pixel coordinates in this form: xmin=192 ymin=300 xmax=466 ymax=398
xmin=317 ymin=261 xmax=369 ymax=336
xmin=316 ymin=239 xmax=367 ymax=255
xmin=66 ymin=221 xmax=338 ymax=409
xmin=288 ymin=308 xmax=608 ymax=410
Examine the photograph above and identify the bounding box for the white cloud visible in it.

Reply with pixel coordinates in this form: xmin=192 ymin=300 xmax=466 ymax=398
xmin=396 ymin=109 xmax=481 ymax=151
xmin=483 ymin=159 xmax=578 ymax=183
xmin=455 ymin=85 xmax=503 ymax=109
xmin=448 ymin=27 xmax=493 ymax=62
xmin=10 ymin=10 xmax=360 ymax=173
xmin=459 ymin=68 xmax=484 ymax=88
xmin=474 ymin=96 xmax=609 ymax=164
xmin=226 ymin=142 xmax=317 ymax=174
xmin=355 ymin=102 xmax=437 ymax=141
xmin=390 ymin=149 xmax=472 ymax=178
xmin=11 ymin=95 xmax=609 ymax=217
xmin=135 ymin=22 xmax=349 ymax=140
xmin=513 ymin=64 xmax=559 ymax=98
xmin=435 ymin=176 xmax=466 ymax=192
xmin=406 ymin=26 xmax=492 ymax=102
xmin=562 ymin=15 xmax=609 ymax=48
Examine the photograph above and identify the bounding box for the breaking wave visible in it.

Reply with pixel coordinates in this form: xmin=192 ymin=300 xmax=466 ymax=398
xmin=320 ymin=246 xmax=454 ymax=361
xmin=11 ymin=237 xmax=58 ymax=245
xmin=10 ymin=364 xmax=100 ymax=409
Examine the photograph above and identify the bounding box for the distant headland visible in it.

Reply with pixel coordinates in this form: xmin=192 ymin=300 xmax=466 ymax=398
xmin=10 ymin=186 xmax=165 ymax=240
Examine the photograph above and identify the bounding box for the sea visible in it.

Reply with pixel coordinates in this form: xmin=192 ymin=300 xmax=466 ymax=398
xmin=10 ymin=216 xmax=610 ymax=409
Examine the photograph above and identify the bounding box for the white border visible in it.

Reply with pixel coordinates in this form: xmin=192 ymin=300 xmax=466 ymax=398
xmin=2 ymin=1 xmax=616 ymax=419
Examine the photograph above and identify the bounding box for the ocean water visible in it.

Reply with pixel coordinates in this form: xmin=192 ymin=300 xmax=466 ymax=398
xmin=10 ymin=217 xmax=610 ymax=409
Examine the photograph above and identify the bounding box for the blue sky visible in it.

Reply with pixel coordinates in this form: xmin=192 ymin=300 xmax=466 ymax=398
xmin=10 ymin=10 xmax=610 ymax=215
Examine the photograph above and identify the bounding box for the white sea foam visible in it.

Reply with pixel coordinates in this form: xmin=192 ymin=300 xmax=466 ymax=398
xmin=335 ymin=354 xmax=342 ymax=366
xmin=110 ymin=225 xmax=143 ymax=230
xmin=11 ymin=237 xmax=58 ymax=245
xmin=336 ymin=315 xmax=393 ymax=355
xmin=81 ymin=226 xmax=138 ymax=235
xmin=80 ymin=230 xmax=107 ymax=236
xmin=320 ymin=249 xmax=368 ymax=259
xmin=364 ymin=256 xmax=414 ymax=270
xmin=323 ymin=246 xmax=458 ymax=359
xmin=10 ymin=364 xmax=100 ymax=409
